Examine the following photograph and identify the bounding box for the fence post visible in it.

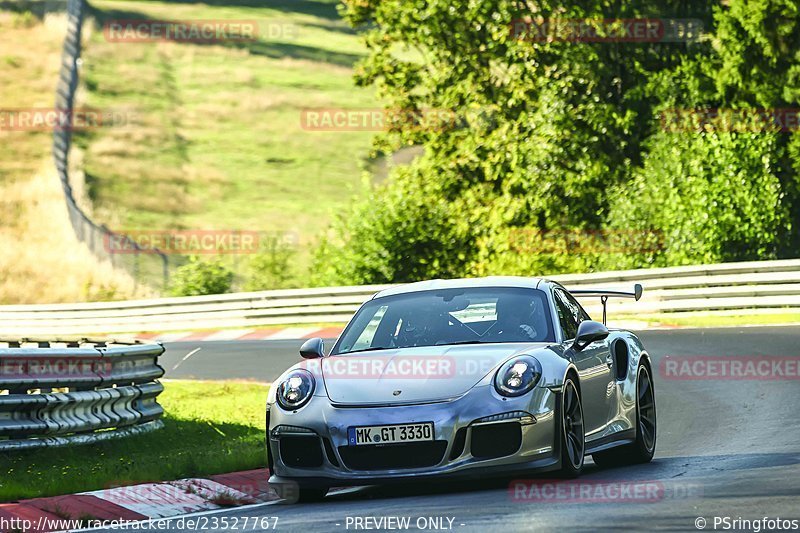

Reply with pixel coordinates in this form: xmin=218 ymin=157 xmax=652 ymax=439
xmin=52 ymin=0 xmax=170 ymax=293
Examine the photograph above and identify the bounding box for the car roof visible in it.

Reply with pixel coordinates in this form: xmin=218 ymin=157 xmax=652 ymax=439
xmin=372 ymin=276 xmax=546 ymax=299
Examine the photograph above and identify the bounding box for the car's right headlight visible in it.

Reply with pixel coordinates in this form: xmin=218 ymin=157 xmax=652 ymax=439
xmin=494 ymin=356 xmax=542 ymax=397
xmin=276 ymin=369 xmax=315 ymax=410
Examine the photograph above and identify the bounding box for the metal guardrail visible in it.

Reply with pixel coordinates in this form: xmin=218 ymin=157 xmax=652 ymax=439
xmin=555 ymin=258 xmax=800 ymax=316
xmin=0 ymin=260 xmax=796 ymax=336
xmin=54 ymin=0 xmax=169 ymax=290
xmin=0 ymin=340 xmax=165 ymax=450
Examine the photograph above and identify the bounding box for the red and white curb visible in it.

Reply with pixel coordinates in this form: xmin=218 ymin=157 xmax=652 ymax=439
xmin=0 ymin=469 xmax=275 ymax=532
xmin=136 ymin=326 xmax=345 ymax=344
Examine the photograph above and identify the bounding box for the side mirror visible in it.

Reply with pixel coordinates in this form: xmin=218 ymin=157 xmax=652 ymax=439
xmin=572 ymin=320 xmax=609 ymax=351
xmin=299 ymin=337 xmax=325 ymax=359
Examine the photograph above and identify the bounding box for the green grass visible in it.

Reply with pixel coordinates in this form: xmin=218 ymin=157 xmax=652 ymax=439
xmin=76 ymin=0 xmax=379 ymax=285
xmin=0 ymin=380 xmax=269 ymax=502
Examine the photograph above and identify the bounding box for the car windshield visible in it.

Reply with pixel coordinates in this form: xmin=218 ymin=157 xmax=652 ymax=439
xmin=332 ymin=287 xmax=555 ymax=355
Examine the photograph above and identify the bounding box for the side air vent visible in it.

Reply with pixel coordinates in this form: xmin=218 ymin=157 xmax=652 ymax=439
xmin=612 ymin=339 xmax=630 ymax=381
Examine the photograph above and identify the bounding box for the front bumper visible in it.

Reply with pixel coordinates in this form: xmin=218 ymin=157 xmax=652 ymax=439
xmin=267 ymin=384 xmax=560 ymax=488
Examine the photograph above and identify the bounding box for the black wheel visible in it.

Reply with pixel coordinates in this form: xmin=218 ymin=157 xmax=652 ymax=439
xmin=592 ymin=364 xmax=657 ymax=467
xmin=559 ymin=376 xmax=585 ymax=477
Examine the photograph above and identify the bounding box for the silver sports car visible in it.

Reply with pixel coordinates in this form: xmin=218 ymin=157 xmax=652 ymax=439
xmin=266 ymin=277 xmax=656 ymax=502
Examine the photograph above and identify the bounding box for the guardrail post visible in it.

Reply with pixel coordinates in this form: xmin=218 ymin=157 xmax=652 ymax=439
xmin=162 ymin=254 xmax=170 ymax=291
xmin=52 ymin=0 xmax=171 ymax=293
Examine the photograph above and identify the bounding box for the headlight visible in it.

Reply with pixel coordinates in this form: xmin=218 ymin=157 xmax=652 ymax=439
xmin=276 ymin=369 xmax=315 ymax=410
xmin=494 ymin=356 xmax=542 ymax=397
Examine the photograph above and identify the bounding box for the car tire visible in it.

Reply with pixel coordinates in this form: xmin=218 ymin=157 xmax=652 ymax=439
xmin=592 ymin=364 xmax=657 ymax=468
xmin=559 ymin=376 xmax=585 ymax=478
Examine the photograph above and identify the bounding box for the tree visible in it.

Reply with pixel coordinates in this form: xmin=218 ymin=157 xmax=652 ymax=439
xmin=319 ymin=0 xmax=799 ymax=284
xmin=170 ymin=256 xmax=234 ymax=296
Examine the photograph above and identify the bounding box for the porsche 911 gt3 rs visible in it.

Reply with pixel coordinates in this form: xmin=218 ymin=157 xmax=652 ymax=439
xmin=266 ymin=277 xmax=656 ymax=502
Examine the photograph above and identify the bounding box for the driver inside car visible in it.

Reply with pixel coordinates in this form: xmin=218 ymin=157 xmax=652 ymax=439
xmin=488 ymin=294 xmax=540 ymax=341
xmin=396 ymin=305 xmax=449 ymax=347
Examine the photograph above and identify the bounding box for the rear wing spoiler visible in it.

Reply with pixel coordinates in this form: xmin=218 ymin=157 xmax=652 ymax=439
xmin=569 ymin=284 xmax=643 ymax=325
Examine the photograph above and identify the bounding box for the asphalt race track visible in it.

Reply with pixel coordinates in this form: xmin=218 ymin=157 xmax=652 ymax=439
xmin=110 ymin=326 xmax=800 ymax=532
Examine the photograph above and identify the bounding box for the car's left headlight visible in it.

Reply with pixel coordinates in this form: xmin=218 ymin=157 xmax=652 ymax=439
xmin=494 ymin=356 xmax=542 ymax=397
xmin=276 ymin=369 xmax=315 ymax=410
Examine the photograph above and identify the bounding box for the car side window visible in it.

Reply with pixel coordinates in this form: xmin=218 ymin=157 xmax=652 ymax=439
xmin=553 ymin=290 xmax=578 ymax=340
xmin=563 ymin=290 xmax=591 ymax=323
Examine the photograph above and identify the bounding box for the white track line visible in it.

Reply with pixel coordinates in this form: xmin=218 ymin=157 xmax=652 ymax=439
xmin=170 ymin=347 xmax=201 ymax=372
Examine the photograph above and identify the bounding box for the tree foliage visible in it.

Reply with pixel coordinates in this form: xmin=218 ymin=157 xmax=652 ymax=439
xmin=318 ymin=0 xmax=800 ymax=284
xmin=244 ymin=236 xmax=297 ymax=291
xmin=312 ymin=167 xmax=473 ymax=285
xmin=170 ymin=256 xmax=234 ymax=296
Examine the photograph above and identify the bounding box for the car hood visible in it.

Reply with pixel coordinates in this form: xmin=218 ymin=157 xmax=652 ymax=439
xmin=320 ymin=343 xmax=551 ymax=405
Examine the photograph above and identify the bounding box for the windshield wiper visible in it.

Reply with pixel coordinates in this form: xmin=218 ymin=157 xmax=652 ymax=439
xmin=338 ymin=346 xmax=394 ymax=355
xmin=434 ymin=340 xmax=491 ymax=346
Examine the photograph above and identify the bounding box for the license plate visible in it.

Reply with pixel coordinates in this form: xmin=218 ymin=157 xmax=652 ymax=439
xmin=348 ymin=422 xmax=434 ymax=446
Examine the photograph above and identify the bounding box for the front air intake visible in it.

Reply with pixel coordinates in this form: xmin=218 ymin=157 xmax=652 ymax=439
xmin=279 ymin=435 xmax=324 ymax=468
xmin=471 ymin=422 xmax=522 ymax=459
xmin=339 ymin=441 xmax=447 ymax=470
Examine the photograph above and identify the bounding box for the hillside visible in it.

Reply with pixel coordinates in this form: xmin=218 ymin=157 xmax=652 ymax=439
xmin=0 ymin=9 xmax=140 ymax=303
xmin=76 ymin=0 xmax=379 ymax=285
